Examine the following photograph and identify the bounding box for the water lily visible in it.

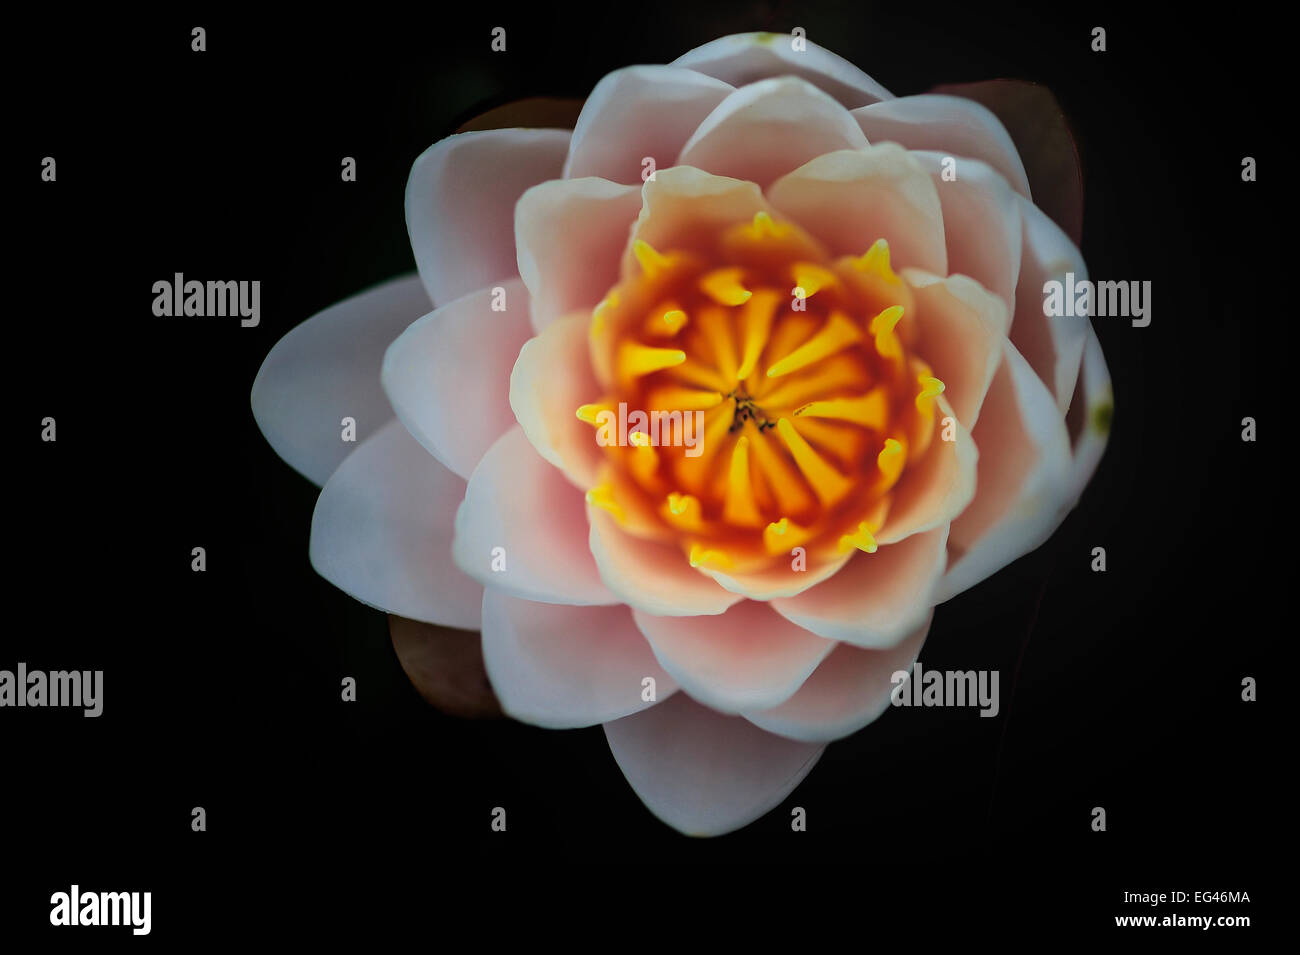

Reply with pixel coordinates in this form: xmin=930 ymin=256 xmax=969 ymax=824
xmin=252 ymin=32 xmax=1112 ymax=836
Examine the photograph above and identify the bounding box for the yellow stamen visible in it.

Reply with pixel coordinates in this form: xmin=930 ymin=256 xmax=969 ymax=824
xmin=875 ymin=437 xmax=907 ymax=492
xmin=762 ymin=516 xmax=816 ymax=554
xmin=689 ymin=543 xmax=732 ymax=569
xmin=794 ymin=387 xmax=889 ymax=430
xmin=662 ymin=492 xmax=704 ymax=531
xmin=699 ymin=267 xmax=753 ymax=306
xmin=851 ymin=238 xmax=901 ymax=285
xmin=632 ymin=239 xmax=673 ymax=278
xmin=585 ymin=484 xmax=624 ymax=522
xmin=775 ymin=418 xmax=853 ymax=505
xmin=618 ymin=342 xmax=686 ymax=381
xmin=646 ymin=386 xmax=724 ymax=411
xmin=723 ymin=436 xmax=763 ymax=527
xmin=791 ymin=262 xmax=838 ymax=299
xmin=767 ymin=311 xmax=863 ymax=378
xmin=576 ymin=402 xmax=612 ymax=426
xmin=869 ymin=305 xmax=904 ymax=360
xmin=644 ymin=303 xmax=688 ymax=337
xmin=736 ymin=289 xmax=782 ymax=381
xmin=747 ymin=210 xmax=790 ymax=239
xmin=915 ymin=375 xmax=946 ymax=413
xmin=838 ymin=522 xmax=878 ymax=554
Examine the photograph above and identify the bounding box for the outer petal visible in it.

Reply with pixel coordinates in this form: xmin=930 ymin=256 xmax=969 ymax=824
xmin=481 ymin=590 xmax=677 ymax=729
xmin=381 ymin=279 xmax=532 ymax=481
xmin=588 ymin=507 xmax=742 ymax=617
xmin=877 ymin=395 xmax=978 ymax=545
xmin=604 ymin=691 xmax=824 ymax=836
xmin=406 ymin=129 xmax=570 ymax=307
xmin=851 ymin=94 xmax=1031 ymax=198
xmin=742 ymin=612 xmax=932 ymax=743
xmin=770 ymin=526 xmax=948 ymax=648
xmin=1062 ymin=325 xmax=1113 ymax=506
xmin=309 ymin=419 xmax=482 ymax=629
xmin=564 ymin=66 xmax=733 ymax=183
xmin=1009 ymin=195 xmax=1089 ymax=413
xmin=672 ymin=31 xmax=893 ymax=108
xmin=903 ymin=270 xmax=1008 ymax=430
xmin=767 ymin=145 xmax=947 ymax=275
xmin=509 ymin=310 xmax=604 ymax=490
xmin=452 ymin=426 xmax=616 ymax=606
xmin=515 ymin=177 xmax=642 ymax=333
xmin=910 ymin=150 xmax=1022 ymax=315
xmin=632 ymin=601 xmax=835 ymax=713
xmin=677 ymin=77 xmax=869 ymax=189
xmin=251 ymin=274 xmax=430 ymax=487
xmin=937 ymin=340 xmax=1074 ymax=601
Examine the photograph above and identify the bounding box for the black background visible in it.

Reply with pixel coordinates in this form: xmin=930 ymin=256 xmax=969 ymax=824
xmin=8 ymin=1 xmax=1281 ymax=938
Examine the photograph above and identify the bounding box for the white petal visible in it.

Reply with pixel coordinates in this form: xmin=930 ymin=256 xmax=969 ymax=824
xmin=672 ymin=32 xmax=892 ymax=108
xmin=1009 ymin=195 xmax=1089 ymax=413
xmin=742 ymin=612 xmax=932 ymax=742
xmin=381 ymin=279 xmax=532 ymax=481
xmin=252 ymin=274 xmax=430 ymax=487
xmin=406 ymin=128 xmax=569 ymax=307
xmin=564 ymin=66 xmax=733 ymax=183
xmin=481 ymin=589 xmax=677 ymax=729
xmin=911 ymin=150 xmax=1023 ymax=316
xmin=604 ymin=691 xmax=825 ymax=836
xmin=453 ymin=426 xmax=616 ymax=606
xmin=852 ymin=94 xmax=1031 ymax=197
xmin=309 ymin=419 xmax=481 ymax=629
xmin=937 ymin=340 xmax=1074 ymax=601
xmin=677 ymin=77 xmax=868 ymax=189
xmin=632 ymin=601 xmax=835 ymax=713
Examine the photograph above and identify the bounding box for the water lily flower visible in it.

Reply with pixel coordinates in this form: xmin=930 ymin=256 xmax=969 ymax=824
xmin=252 ymin=32 xmax=1112 ymax=836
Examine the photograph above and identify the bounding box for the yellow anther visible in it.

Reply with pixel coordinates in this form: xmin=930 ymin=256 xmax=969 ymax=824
xmin=689 ymin=543 xmax=732 ymax=569
xmin=775 ymin=418 xmax=853 ymax=506
xmin=749 ymin=210 xmax=790 ymax=239
xmin=647 ymin=386 xmax=724 ymax=411
xmin=790 ymin=262 xmax=838 ymax=298
xmin=794 ymin=388 xmax=889 ymax=430
xmin=852 ymin=238 xmax=901 ymax=284
xmin=915 ymin=375 xmax=946 ymax=413
xmin=629 ymin=430 xmax=651 ymax=447
xmin=869 ymin=305 xmax=905 ymax=360
xmin=762 ymin=516 xmax=815 ymax=554
xmin=699 ymin=267 xmax=753 ymax=306
xmin=735 ymin=289 xmax=782 ymax=380
xmin=632 ymin=239 xmax=673 ymax=278
xmin=767 ymin=311 xmax=863 ymax=378
xmin=875 ymin=437 xmax=907 ymax=491
xmin=838 ymin=522 xmax=879 ymax=554
xmin=662 ymin=492 xmax=704 ymax=531
xmin=618 ymin=342 xmax=686 ymax=380
xmin=723 ymin=436 xmax=763 ymax=527
xmin=585 ymin=484 xmax=625 ymax=522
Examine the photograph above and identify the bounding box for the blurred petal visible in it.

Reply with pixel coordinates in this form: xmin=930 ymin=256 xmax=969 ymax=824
xmin=771 ymin=526 xmax=947 ymax=648
xmin=406 ymin=128 xmax=569 ymax=307
xmin=309 ymin=419 xmax=482 ymax=629
xmin=481 ymin=590 xmax=677 ymax=728
xmin=743 ymin=611 xmax=931 ymax=742
xmin=1062 ymin=324 xmax=1113 ymax=505
xmin=677 ymin=76 xmax=868 ymax=189
xmin=454 ymin=97 xmax=584 ymax=133
xmin=672 ymin=31 xmax=892 ymax=108
xmin=515 ymin=177 xmax=642 ymax=332
xmin=251 ymin=274 xmax=430 ymax=487
xmin=564 ymin=66 xmax=732 ymax=183
xmin=852 ymin=94 xmax=1031 ymax=197
xmin=767 ymin=144 xmax=947 ymax=274
xmin=453 ymin=426 xmax=616 ymax=605
xmin=604 ymin=691 xmax=824 ymax=836
xmin=389 ymin=615 xmax=501 ymax=718
xmin=381 ymin=279 xmax=532 ymax=480
xmin=938 ymin=340 xmax=1073 ymax=601
xmin=632 ymin=601 xmax=835 ymax=713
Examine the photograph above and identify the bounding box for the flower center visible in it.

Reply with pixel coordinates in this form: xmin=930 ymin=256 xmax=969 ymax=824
xmin=578 ymin=211 xmax=945 ymax=575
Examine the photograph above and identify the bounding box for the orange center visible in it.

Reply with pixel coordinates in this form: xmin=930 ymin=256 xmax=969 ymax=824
xmin=579 ymin=211 xmax=945 ymax=576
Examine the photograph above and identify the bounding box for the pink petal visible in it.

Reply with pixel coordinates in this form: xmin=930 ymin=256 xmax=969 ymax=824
xmin=877 ymin=395 xmax=978 ymax=545
xmin=406 ymin=129 xmax=569 ymax=307
xmin=623 ymin=165 xmax=773 ymax=268
xmin=677 ymin=77 xmax=868 ymax=189
xmin=742 ymin=612 xmax=932 ymax=742
xmin=515 ymin=177 xmax=642 ymax=333
xmin=509 ymin=310 xmax=605 ymax=491
xmin=767 ymin=144 xmax=947 ymax=274
xmin=852 ymin=94 xmax=1031 ymax=197
xmin=1008 ymin=195 xmax=1089 ymax=413
xmin=770 ymin=526 xmax=948 ymax=648
xmin=381 ymin=278 xmax=532 ymax=481
xmin=672 ymin=32 xmax=893 ymax=108
xmin=699 ymin=551 xmax=850 ymax=601
xmin=938 ymin=340 xmax=1073 ymax=601
xmin=564 ymin=66 xmax=733 ymax=183
xmin=481 ymin=589 xmax=678 ymax=729
xmin=453 ymin=426 xmax=615 ymax=606
xmin=309 ymin=419 xmax=482 ymax=629
xmin=632 ymin=601 xmax=835 ymax=713
xmin=251 ymin=274 xmax=430 ymax=487
xmin=588 ymin=507 xmax=742 ymax=617
xmin=911 ymin=150 xmax=1022 ymax=316
xmin=604 ymin=691 xmax=825 ymax=836
xmin=904 ymin=270 xmax=1008 ymax=430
